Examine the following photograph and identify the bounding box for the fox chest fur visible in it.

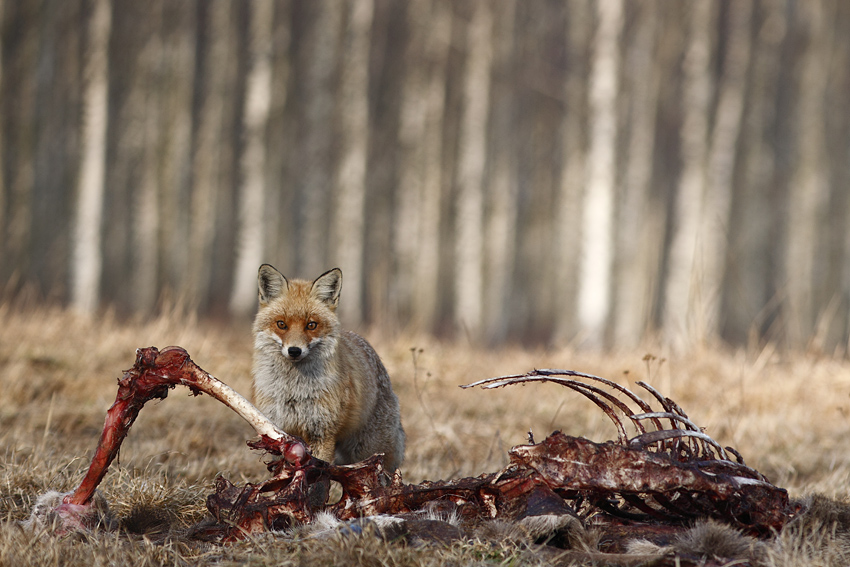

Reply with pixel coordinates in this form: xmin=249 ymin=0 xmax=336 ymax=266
xmin=250 ymin=265 xmax=405 ymax=472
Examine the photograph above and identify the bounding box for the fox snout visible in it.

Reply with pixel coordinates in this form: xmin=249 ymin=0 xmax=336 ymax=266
xmin=283 ymin=345 xmax=308 ymax=362
xmin=287 ymin=346 xmax=303 ymax=359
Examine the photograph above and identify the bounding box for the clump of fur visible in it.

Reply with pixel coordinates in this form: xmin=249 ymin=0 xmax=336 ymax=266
xmin=765 ymin=495 xmax=850 ymax=565
xmin=672 ymin=519 xmax=763 ymax=561
xmin=625 ymin=520 xmax=763 ymax=562
xmin=22 ymin=490 xmax=114 ymax=535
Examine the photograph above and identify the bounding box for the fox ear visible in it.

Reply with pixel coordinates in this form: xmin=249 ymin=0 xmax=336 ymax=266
xmin=258 ymin=264 xmax=288 ymax=305
xmin=311 ymin=268 xmax=342 ymax=308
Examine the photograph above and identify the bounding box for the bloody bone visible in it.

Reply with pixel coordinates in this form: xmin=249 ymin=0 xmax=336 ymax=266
xmin=205 ymin=454 xmax=572 ymax=539
xmin=511 ymin=433 xmax=790 ymax=535
xmin=42 ymin=348 xmax=794 ymax=542
xmin=463 ymin=370 xmax=793 ymax=535
xmin=204 ymin=432 xmax=790 ymax=540
xmin=64 ymin=346 xmax=308 ymax=510
xmin=203 ymin=369 xmax=793 ymax=539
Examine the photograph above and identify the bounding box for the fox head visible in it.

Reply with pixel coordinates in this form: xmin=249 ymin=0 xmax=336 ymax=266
xmin=253 ymin=265 xmax=342 ymax=363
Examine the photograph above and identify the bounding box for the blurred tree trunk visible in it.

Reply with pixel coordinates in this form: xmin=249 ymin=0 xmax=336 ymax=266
xmin=297 ymin=0 xmax=340 ymax=277
xmin=157 ymin=1 xmax=195 ymax=301
xmin=101 ymin=0 xmax=147 ymax=309
xmin=483 ymin=0 xmax=518 ymax=344
xmin=363 ymin=2 xmax=405 ymax=328
xmin=612 ymin=0 xmax=662 ymax=347
xmin=0 ymin=0 xmax=5 ymax=266
xmin=395 ymin=0 xmax=450 ymax=332
xmin=132 ymin=1 xmax=164 ymax=313
xmin=264 ymin=1 xmax=293 ymax=276
xmin=724 ymin=0 xmax=785 ymax=346
xmin=393 ymin=0 xmax=425 ymax=325
xmin=701 ymin=0 xmax=752 ymax=340
xmin=332 ymin=0 xmax=373 ymax=326
xmin=553 ymin=0 xmax=589 ymax=343
xmin=663 ymin=0 xmax=715 ymax=347
xmin=6 ymin=0 xmax=850 ymax=349
xmin=186 ymin=1 xmax=231 ymax=309
xmin=29 ymin=1 xmax=80 ymax=296
xmin=71 ymin=0 xmax=111 ymax=313
xmin=785 ymin=0 xmax=831 ymax=347
xmin=823 ymin=5 xmax=849 ymax=353
xmin=454 ymin=1 xmax=492 ymax=339
xmin=410 ymin=0 xmax=450 ymax=335
xmin=230 ymin=0 xmax=274 ymax=316
xmin=2 ymin=3 xmax=41 ymax=294
xmin=576 ymin=0 xmax=622 ymax=348
xmin=839 ymin=6 xmax=850 ymax=352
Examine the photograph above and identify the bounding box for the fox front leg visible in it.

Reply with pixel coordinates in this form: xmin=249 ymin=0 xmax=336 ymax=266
xmin=312 ymin=436 xmax=338 ymax=465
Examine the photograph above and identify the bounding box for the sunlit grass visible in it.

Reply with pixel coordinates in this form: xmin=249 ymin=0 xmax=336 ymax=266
xmin=3 ymin=303 xmax=850 ymax=564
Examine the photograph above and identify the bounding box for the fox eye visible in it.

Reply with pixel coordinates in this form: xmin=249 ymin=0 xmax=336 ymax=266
xmin=276 ymin=321 xmax=287 ymax=330
xmin=306 ymin=321 xmax=317 ymax=330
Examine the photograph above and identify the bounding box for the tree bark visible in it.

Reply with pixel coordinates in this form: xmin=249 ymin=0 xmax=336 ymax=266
xmin=701 ymin=0 xmax=753 ymax=340
xmin=71 ymin=0 xmax=111 ymax=313
xmin=156 ymin=1 xmax=195 ymax=301
xmin=395 ymin=0 xmax=450 ymax=332
xmin=553 ymin=0 xmax=590 ymax=343
xmin=230 ymin=0 xmax=274 ymax=316
xmin=454 ymin=1 xmax=493 ymax=339
xmin=184 ymin=2 xmax=232 ymax=309
xmin=785 ymin=0 xmax=831 ymax=347
xmin=483 ymin=0 xmax=518 ymax=344
xmin=576 ymin=0 xmax=623 ymax=348
xmin=0 ymin=0 xmax=5 ymax=261
xmin=331 ymin=0 xmax=374 ymax=326
xmin=726 ymin=0 xmax=785 ymax=346
xmin=662 ymin=0 xmax=715 ymax=348
xmin=132 ymin=1 xmax=164 ymax=313
xmin=298 ymin=0 xmax=341 ymax=277
xmin=613 ymin=0 xmax=662 ymax=347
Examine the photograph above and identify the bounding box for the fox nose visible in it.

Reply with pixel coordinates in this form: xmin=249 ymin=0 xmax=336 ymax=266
xmin=287 ymin=346 xmax=302 ymax=358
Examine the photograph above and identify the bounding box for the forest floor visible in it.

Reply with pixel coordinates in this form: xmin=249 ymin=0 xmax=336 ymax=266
xmin=3 ymin=303 xmax=850 ymax=565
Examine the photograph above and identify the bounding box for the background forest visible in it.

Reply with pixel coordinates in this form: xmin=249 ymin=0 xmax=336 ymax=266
xmin=1 ymin=0 xmax=849 ymax=350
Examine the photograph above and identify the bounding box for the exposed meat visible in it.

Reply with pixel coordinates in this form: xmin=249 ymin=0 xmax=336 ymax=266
xmin=30 ymin=347 xmax=795 ymax=544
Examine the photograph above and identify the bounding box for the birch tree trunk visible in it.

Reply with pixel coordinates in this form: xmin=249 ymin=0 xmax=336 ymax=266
xmin=186 ymin=2 xmax=231 ymax=308
xmin=332 ymin=0 xmax=373 ymax=325
xmin=613 ymin=0 xmax=661 ymax=347
xmin=701 ymin=0 xmax=752 ymax=339
xmin=0 ymin=0 xmax=5 ymax=264
xmin=410 ymin=0 xmax=450 ymax=334
xmin=264 ymin=2 xmax=293 ymax=276
xmin=576 ymin=0 xmax=623 ymax=348
xmin=454 ymin=1 xmax=493 ymax=338
xmin=483 ymin=0 xmax=518 ymax=344
xmin=392 ymin=0 xmax=425 ymax=323
xmin=727 ymin=0 xmax=784 ymax=346
xmin=662 ymin=0 xmax=714 ymax=347
xmin=553 ymin=0 xmax=590 ymax=343
xmin=298 ymin=0 xmax=341 ymax=277
xmin=230 ymin=0 xmax=274 ymax=316
xmin=158 ymin=1 xmax=195 ymax=300
xmin=395 ymin=0 xmax=450 ymax=331
xmin=785 ymin=0 xmax=831 ymax=347
xmin=71 ymin=0 xmax=111 ymax=313
xmin=132 ymin=1 xmax=163 ymax=313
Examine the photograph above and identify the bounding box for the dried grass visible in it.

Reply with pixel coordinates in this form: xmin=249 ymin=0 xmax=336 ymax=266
xmin=3 ymin=303 xmax=850 ymax=565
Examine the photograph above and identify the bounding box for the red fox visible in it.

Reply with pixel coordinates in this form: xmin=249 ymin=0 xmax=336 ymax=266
xmin=251 ymin=265 xmax=405 ymax=472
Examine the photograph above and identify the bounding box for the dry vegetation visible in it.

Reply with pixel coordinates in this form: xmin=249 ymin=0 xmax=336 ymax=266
xmin=3 ymin=303 xmax=850 ymax=565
